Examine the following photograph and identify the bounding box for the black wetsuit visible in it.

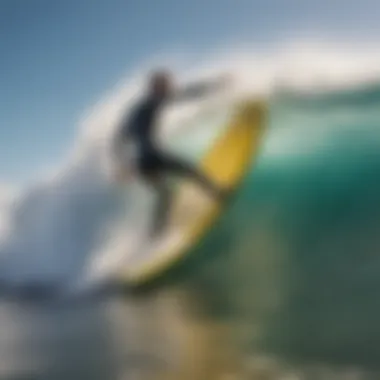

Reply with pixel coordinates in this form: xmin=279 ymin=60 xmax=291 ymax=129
xmin=120 ymin=95 xmax=173 ymax=175
xmin=117 ymin=81 xmax=225 ymax=236
xmin=119 ymin=81 xmax=222 ymax=177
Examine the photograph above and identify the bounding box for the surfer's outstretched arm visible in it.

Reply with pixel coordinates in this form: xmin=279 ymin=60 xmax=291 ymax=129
xmin=171 ymin=74 xmax=232 ymax=103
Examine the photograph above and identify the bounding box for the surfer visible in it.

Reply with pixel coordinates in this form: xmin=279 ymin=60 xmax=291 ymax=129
xmin=115 ymin=69 xmax=232 ymax=238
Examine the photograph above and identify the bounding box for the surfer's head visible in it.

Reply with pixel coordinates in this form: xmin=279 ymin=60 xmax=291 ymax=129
xmin=148 ymin=69 xmax=174 ymax=98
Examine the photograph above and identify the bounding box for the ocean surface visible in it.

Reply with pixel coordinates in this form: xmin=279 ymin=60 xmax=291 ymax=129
xmin=2 ymin=79 xmax=380 ymax=379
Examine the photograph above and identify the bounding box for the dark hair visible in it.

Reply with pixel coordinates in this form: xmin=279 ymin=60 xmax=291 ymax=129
xmin=148 ymin=69 xmax=173 ymax=88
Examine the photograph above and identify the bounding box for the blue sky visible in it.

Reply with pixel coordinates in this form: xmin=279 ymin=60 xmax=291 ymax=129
xmin=0 ymin=0 xmax=379 ymax=184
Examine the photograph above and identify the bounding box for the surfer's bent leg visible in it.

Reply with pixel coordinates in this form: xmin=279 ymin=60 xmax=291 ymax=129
xmin=162 ymin=154 xmax=226 ymax=200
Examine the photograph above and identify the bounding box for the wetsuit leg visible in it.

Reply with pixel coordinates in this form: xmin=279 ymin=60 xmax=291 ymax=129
xmin=137 ymin=147 xmax=227 ymax=238
xmin=160 ymin=152 xmax=226 ymax=200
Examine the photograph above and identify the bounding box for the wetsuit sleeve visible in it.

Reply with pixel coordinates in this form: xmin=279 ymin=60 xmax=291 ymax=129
xmin=170 ymin=77 xmax=228 ymax=103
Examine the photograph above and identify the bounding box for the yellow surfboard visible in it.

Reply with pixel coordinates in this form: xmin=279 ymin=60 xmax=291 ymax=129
xmin=120 ymin=99 xmax=268 ymax=288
